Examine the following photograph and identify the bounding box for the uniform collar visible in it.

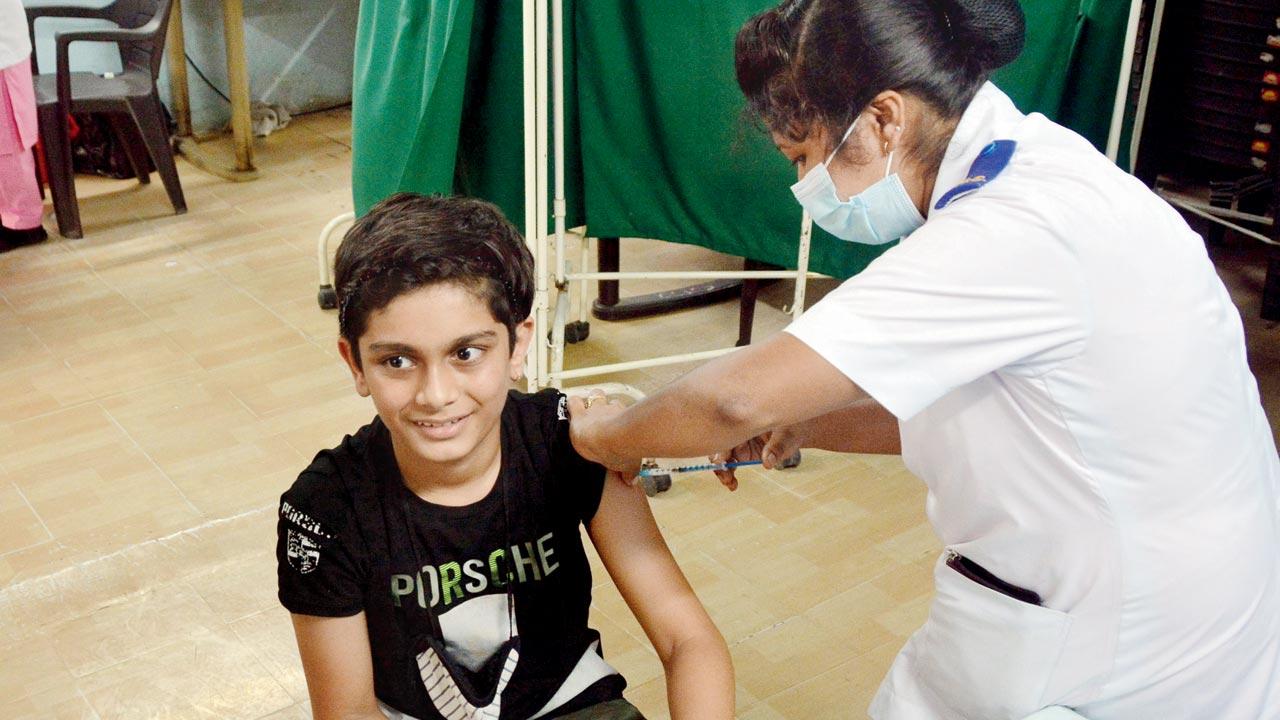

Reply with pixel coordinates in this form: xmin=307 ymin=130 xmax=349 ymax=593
xmin=928 ymin=83 xmax=1025 ymax=213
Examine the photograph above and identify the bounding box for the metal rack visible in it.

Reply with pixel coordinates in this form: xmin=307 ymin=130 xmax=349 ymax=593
xmin=1129 ymin=0 xmax=1280 ymax=318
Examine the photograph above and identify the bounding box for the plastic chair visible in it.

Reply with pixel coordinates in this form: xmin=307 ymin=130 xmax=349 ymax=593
xmin=26 ymin=0 xmax=186 ymax=239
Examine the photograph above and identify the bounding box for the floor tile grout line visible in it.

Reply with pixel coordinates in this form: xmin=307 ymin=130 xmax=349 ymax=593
xmin=0 ymin=363 xmax=208 ymax=432
xmin=749 ymin=640 xmax=902 ymax=711
xmin=298 ymin=120 xmax=354 ymax=151
xmin=24 ymin=321 xmax=57 ymax=357
xmin=1 ymin=337 xmax=348 ymax=432
xmin=98 ymin=402 xmax=203 ymax=517
xmin=589 ymin=600 xmax=661 ymax=655
xmin=225 ymin=385 xmax=264 ymax=421
xmin=76 ymin=685 xmax=104 ymax=720
xmin=0 ymin=536 xmax=54 ymax=561
xmin=68 ymin=238 xmax=213 ymax=375
xmin=10 ymin=480 xmax=56 ymax=546
xmin=0 ymin=504 xmax=274 ymax=602
xmin=224 ymin=277 xmax=314 ymax=345
xmin=68 ymin=227 xmax=275 ymax=414
xmin=64 ymin=623 xmax=243 ymax=687
xmin=754 ymin=467 xmax=810 ymax=501
xmin=730 ymin=617 xmax=797 ymax=648
xmin=185 ymin=228 xmax=323 ymax=349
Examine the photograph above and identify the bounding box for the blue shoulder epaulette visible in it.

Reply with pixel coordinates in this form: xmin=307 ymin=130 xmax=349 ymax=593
xmin=934 ymin=139 xmax=1017 ymax=210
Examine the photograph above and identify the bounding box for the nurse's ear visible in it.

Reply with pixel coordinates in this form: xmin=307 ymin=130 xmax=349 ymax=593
xmin=866 ymin=90 xmax=909 ymax=154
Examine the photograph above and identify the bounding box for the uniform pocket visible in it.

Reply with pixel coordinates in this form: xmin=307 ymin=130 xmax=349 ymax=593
xmin=886 ymin=552 xmax=1074 ymax=719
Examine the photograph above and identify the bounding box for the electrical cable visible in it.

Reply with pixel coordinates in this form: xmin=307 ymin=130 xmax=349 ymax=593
xmin=293 ymin=101 xmax=352 ymax=118
xmin=183 ymin=52 xmax=351 ymax=118
xmin=185 ymin=52 xmax=230 ymax=103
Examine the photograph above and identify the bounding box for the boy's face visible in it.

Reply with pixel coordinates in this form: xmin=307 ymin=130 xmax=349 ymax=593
xmin=338 ymin=282 xmax=533 ymax=478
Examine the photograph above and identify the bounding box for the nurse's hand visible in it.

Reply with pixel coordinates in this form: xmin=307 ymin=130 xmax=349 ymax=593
xmin=710 ymin=423 xmax=807 ymax=491
xmin=568 ymin=392 xmax=643 ymax=482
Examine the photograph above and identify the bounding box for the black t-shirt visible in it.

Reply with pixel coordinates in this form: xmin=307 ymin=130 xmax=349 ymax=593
xmin=277 ymin=390 xmax=625 ymax=719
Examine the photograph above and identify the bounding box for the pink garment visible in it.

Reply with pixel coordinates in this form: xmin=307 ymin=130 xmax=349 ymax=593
xmin=0 ymin=143 xmax=41 ymax=229
xmin=0 ymin=57 xmax=43 ymax=230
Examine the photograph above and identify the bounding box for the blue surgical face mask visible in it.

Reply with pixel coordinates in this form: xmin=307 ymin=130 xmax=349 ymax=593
xmin=790 ymin=117 xmax=925 ymax=245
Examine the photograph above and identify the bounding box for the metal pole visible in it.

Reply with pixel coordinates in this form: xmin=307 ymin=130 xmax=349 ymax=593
xmin=1130 ymin=0 xmax=1167 ymax=173
xmin=578 ymin=234 xmax=590 ymax=324
xmin=222 ymin=0 xmax=255 ymax=172
xmin=551 ymin=347 xmax=741 ymax=382
xmin=1105 ymin=0 xmax=1144 ymax=163
xmin=791 ymin=211 xmax=813 ymax=319
xmin=166 ymin=0 xmax=192 ymax=137
xmin=566 ymin=270 xmax=828 ymax=281
xmin=534 ymin=0 xmax=550 ymax=388
xmin=522 ymin=0 xmax=539 ymax=389
xmin=553 ymin=0 xmax=567 ymax=287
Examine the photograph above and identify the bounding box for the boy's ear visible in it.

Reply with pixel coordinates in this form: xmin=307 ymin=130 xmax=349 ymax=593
xmin=337 ymin=337 xmax=371 ymax=397
xmin=508 ymin=316 xmax=535 ymax=381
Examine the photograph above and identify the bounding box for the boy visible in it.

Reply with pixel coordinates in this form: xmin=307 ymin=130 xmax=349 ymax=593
xmin=276 ymin=193 xmax=733 ymax=720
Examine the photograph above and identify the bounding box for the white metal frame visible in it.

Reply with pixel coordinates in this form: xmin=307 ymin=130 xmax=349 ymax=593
xmin=316 ymin=1 xmax=823 ymax=390
xmin=527 ymin=0 xmax=819 ymax=391
xmin=317 ymin=211 xmax=355 ymax=294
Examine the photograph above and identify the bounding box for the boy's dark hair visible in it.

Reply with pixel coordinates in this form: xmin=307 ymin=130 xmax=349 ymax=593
xmin=335 ymin=193 xmax=534 ymax=366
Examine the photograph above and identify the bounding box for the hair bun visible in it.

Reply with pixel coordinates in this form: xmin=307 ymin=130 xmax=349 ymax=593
xmin=950 ymin=0 xmax=1026 ymax=72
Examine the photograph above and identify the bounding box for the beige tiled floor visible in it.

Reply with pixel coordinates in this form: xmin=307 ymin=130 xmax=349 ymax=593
xmin=0 ymin=110 xmax=1277 ymax=720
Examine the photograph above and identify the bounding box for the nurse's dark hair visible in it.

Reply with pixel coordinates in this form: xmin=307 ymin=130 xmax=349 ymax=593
xmin=334 ymin=192 xmax=534 ymax=367
xmin=736 ymin=0 xmax=1025 ymax=151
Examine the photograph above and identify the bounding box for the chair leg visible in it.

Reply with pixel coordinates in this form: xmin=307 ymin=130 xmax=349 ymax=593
xmin=108 ymin=114 xmax=151 ymax=184
xmin=126 ymin=94 xmax=186 ymax=214
xmin=37 ymin=105 xmax=82 ymax=239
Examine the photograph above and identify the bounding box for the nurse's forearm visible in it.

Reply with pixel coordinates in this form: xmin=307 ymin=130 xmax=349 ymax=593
xmin=801 ymin=397 xmax=901 ymax=455
xmin=590 ymin=333 xmax=868 ymax=462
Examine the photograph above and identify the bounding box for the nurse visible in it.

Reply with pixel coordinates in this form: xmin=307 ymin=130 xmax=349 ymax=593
xmin=569 ymin=0 xmax=1280 ymax=718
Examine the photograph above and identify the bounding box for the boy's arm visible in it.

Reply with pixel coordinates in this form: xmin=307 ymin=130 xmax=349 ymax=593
xmin=586 ymin=474 xmax=734 ymax=720
xmin=291 ymin=612 xmax=388 ymax=720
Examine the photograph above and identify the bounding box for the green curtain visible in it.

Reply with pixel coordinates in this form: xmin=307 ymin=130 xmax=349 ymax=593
xmin=352 ymin=0 xmax=1132 ymax=279
xmin=351 ymin=1 xmax=477 ymax=210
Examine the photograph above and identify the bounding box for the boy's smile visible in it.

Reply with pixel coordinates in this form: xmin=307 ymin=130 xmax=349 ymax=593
xmin=338 ymin=282 xmax=533 ymax=500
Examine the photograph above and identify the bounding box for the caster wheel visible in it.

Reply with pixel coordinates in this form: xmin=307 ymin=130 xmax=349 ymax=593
xmin=779 ymin=450 xmax=802 ymax=469
xmin=639 ymin=460 xmax=672 ymax=496
xmin=318 ymin=285 xmax=338 ymax=310
xmin=565 ymin=320 xmax=590 ymax=343
xmin=641 ymin=473 xmax=672 ymax=497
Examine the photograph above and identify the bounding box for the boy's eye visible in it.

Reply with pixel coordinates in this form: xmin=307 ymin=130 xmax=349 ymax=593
xmin=455 ymin=346 xmax=484 ymax=363
xmin=384 ymin=355 xmax=415 ymax=370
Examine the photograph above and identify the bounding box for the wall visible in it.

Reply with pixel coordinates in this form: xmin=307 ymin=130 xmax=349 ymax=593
xmin=28 ymin=0 xmax=358 ymax=133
